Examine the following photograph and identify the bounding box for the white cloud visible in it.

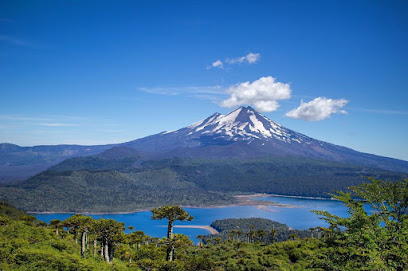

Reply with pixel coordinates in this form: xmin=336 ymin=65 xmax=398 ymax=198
xmin=0 ymin=115 xmax=51 ymax=121
xmin=139 ymin=85 xmax=226 ymax=102
xmin=38 ymin=123 xmax=79 ymax=127
xmin=139 ymin=85 xmax=224 ymax=96
xmin=285 ymin=97 xmax=348 ymax=121
xmin=207 ymin=52 xmax=260 ymax=69
xmin=226 ymin=52 xmax=261 ymax=64
xmin=221 ymin=76 xmax=291 ymax=112
xmin=211 ymin=60 xmax=223 ymax=69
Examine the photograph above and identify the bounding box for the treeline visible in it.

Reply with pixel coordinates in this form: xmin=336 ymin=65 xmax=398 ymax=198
xmin=204 ymin=218 xmax=310 ymax=244
xmin=160 ymin=157 xmax=407 ymax=197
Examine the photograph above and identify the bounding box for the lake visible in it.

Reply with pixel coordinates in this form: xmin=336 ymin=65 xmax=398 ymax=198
xmin=35 ymin=195 xmax=349 ymax=242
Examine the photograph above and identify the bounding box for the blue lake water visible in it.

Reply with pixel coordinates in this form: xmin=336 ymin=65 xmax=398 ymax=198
xmin=34 ymin=196 xmax=349 ymax=242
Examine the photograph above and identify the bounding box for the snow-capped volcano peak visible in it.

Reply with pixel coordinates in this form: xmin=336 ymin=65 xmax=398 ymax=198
xmin=183 ymin=106 xmax=311 ymax=144
xmin=120 ymin=106 xmax=408 ymax=174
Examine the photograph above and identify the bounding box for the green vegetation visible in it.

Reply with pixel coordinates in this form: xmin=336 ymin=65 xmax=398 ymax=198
xmin=0 ymin=201 xmax=320 ymax=270
xmin=1 ymin=157 xmax=406 ymax=212
xmin=0 ymin=168 xmax=233 ymax=212
xmin=50 ymin=155 xmax=141 ymax=173
xmin=206 ymin=218 xmax=310 ymax=243
xmin=0 ymin=202 xmax=115 ymax=270
xmin=312 ymin=178 xmax=408 ymax=270
xmin=0 ymin=178 xmax=407 ymax=270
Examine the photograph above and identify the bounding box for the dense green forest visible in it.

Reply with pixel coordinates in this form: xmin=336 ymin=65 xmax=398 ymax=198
xmin=205 ymin=218 xmax=310 ymax=243
xmin=0 ymin=178 xmax=407 ymax=270
xmin=0 ymin=168 xmax=234 ymax=212
xmin=0 ymin=157 xmax=406 ymax=212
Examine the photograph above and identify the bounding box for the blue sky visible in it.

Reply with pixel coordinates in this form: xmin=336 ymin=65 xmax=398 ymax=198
xmin=1 ymin=0 xmax=408 ymax=160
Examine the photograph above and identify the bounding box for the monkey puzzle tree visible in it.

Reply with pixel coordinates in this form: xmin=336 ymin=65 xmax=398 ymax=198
xmin=128 ymin=230 xmax=146 ymax=250
xmin=63 ymin=214 xmax=94 ymax=258
xmin=196 ymin=235 xmax=204 ymax=247
xmin=268 ymin=229 xmax=277 ymax=244
xmin=63 ymin=214 xmax=83 ymax=243
xmin=312 ymin=178 xmax=408 ymax=270
xmin=49 ymin=219 xmax=63 ymax=236
xmin=151 ymin=205 xmax=193 ymax=261
xmin=256 ymin=229 xmax=267 ymax=243
xmin=95 ymin=218 xmax=125 ymax=263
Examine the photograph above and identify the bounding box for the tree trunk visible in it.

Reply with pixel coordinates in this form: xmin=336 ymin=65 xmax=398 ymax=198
xmin=108 ymin=243 xmax=114 ymax=261
xmin=104 ymin=240 xmax=110 ymax=263
xmin=81 ymin=231 xmax=86 ymax=258
xmin=167 ymin=221 xmax=173 ymax=239
xmin=166 ymin=220 xmax=174 ymax=261
xmin=166 ymin=245 xmax=174 ymax=262
xmin=100 ymin=242 xmax=104 ymax=259
xmin=55 ymin=227 xmax=59 ymax=236
xmin=93 ymin=239 xmax=97 ymax=257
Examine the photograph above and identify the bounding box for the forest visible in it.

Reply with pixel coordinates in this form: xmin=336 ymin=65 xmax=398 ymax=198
xmin=0 ymin=178 xmax=407 ymax=270
xmin=0 ymin=156 xmax=406 ymax=212
xmin=205 ymin=218 xmax=310 ymax=243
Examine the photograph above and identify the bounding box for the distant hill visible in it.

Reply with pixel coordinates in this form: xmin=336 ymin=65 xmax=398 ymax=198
xmin=0 ymin=143 xmax=113 ymax=182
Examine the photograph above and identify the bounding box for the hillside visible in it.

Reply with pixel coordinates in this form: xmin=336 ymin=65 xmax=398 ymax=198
xmin=1 ymin=157 xmax=406 ymax=212
xmin=0 ymin=143 xmax=112 ymax=182
xmin=0 ymin=168 xmax=232 ymax=212
xmin=0 ymin=201 xmax=115 ymax=270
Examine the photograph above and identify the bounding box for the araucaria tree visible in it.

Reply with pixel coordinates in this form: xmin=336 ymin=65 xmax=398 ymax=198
xmin=95 ymin=218 xmax=125 ymax=263
xmin=63 ymin=214 xmax=95 ymax=258
xmin=313 ymin=178 xmax=408 ymax=270
xmin=151 ymin=205 xmax=193 ymax=261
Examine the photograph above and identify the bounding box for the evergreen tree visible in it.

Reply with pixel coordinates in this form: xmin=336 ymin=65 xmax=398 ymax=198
xmin=151 ymin=206 xmax=193 ymax=261
xmin=313 ymin=178 xmax=408 ymax=270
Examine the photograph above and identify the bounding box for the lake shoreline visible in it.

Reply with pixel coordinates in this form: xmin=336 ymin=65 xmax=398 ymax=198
xmin=28 ymin=193 xmax=331 ymax=215
xmin=166 ymin=225 xmax=219 ymax=235
xmin=265 ymin=194 xmax=336 ymax=201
